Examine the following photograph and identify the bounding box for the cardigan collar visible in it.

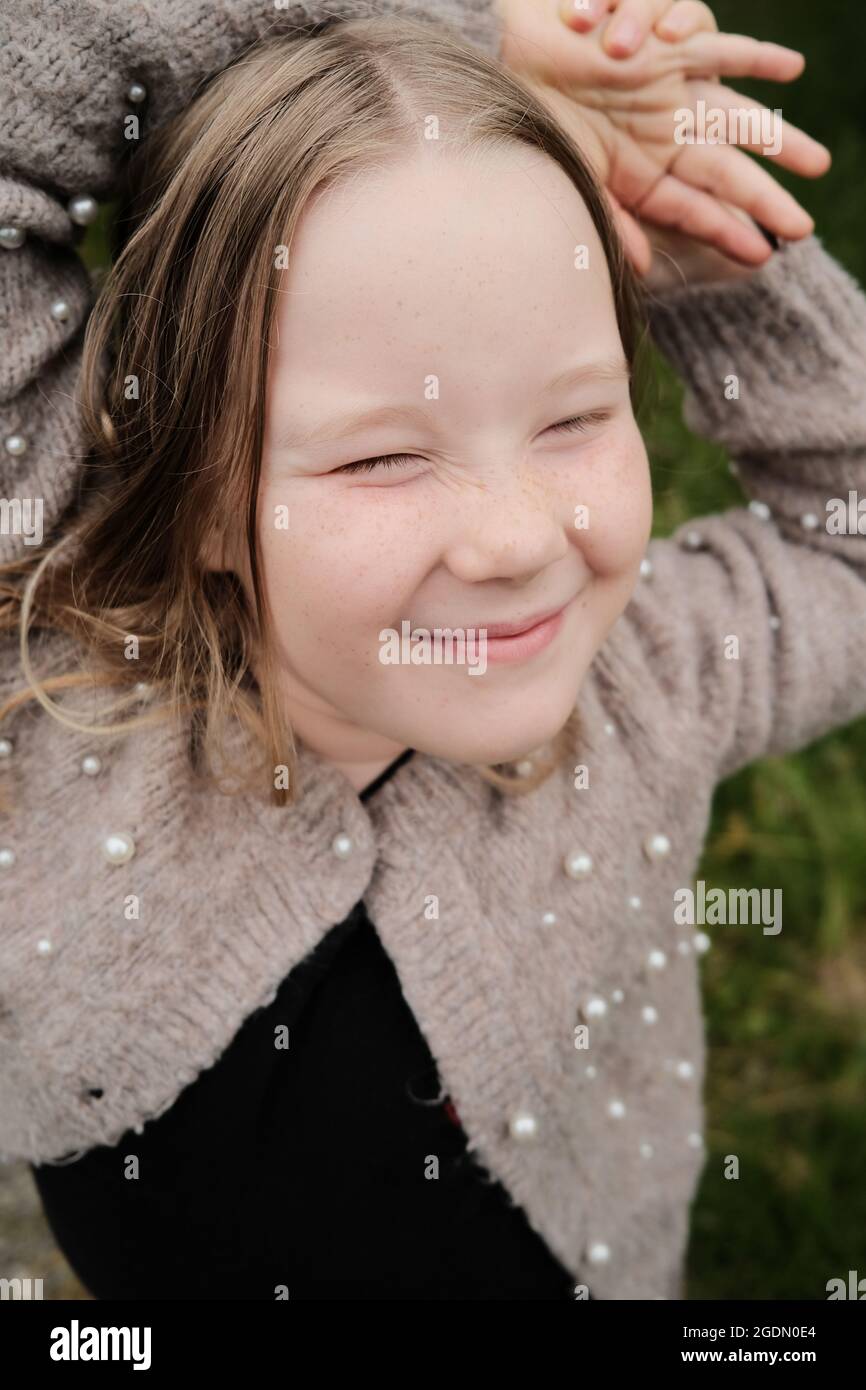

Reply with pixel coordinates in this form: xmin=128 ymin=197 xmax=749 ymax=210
xmin=2 ymin=632 xmax=704 ymax=1299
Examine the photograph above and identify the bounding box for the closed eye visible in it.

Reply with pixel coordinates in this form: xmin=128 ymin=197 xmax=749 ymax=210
xmin=333 ymin=409 xmax=613 ymax=475
xmin=547 ymin=409 xmax=611 ymax=436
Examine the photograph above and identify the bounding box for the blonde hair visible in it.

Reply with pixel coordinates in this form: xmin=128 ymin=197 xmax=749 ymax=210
xmin=0 ymin=13 xmax=648 ymax=806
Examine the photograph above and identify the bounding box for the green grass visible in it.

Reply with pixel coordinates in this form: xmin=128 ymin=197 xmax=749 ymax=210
xmin=78 ymin=0 xmax=866 ymax=1301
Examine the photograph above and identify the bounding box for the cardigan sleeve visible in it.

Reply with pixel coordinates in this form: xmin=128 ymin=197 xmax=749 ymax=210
xmin=0 ymin=0 xmax=501 ymax=569
xmin=619 ymin=233 xmax=866 ymax=783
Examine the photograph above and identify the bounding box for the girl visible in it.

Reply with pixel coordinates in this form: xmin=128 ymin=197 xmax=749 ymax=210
xmin=1 ymin=0 xmax=863 ymax=1300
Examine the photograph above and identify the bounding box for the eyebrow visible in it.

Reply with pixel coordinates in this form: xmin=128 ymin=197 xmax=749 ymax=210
xmin=276 ymin=354 xmax=631 ymax=451
xmin=541 ymin=353 xmax=631 ymax=397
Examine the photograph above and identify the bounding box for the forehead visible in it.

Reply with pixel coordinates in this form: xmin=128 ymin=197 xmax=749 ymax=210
xmin=267 ymin=145 xmax=621 ymax=409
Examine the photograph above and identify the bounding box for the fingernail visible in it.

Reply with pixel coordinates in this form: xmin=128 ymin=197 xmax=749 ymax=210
xmin=607 ymin=19 xmax=640 ymax=53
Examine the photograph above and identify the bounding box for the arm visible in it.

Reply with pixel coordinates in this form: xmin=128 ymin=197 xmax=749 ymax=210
xmin=0 ymin=0 xmax=501 ymax=569
xmin=621 ymin=230 xmax=866 ymax=782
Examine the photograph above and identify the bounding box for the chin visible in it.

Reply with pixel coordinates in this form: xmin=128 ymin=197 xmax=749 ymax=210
xmin=417 ymin=702 xmax=579 ymax=770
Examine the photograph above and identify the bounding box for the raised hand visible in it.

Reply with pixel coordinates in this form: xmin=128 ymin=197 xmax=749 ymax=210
xmin=493 ymin=0 xmax=831 ymax=273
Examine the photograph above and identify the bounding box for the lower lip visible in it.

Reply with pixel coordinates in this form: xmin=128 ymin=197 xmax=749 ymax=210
xmin=481 ymin=606 xmax=568 ymax=665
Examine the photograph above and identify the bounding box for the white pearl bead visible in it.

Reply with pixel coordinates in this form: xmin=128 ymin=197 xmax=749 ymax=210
xmin=540 ymin=910 xmax=557 ymax=926
xmin=647 ymin=948 xmax=667 ymax=970
xmin=0 ymin=848 xmax=15 ymax=869
xmin=514 ymin=759 xmax=534 ymax=776
xmin=682 ymin=529 xmax=703 ymax=549
xmin=641 ymin=1004 xmax=658 ymax=1025
xmin=564 ymin=850 xmax=592 ymax=879
xmin=81 ymin=754 xmax=102 ymax=776
xmin=687 ymin=1131 xmax=704 ymax=1148
xmin=693 ymin=931 xmax=711 ymax=954
xmin=607 ymin=1098 xmax=626 ymax=1119
xmin=643 ymin=832 xmax=671 ymax=862
xmin=611 ymin=988 xmax=624 ymax=1003
xmin=639 ymin=556 xmax=653 ymax=579
xmin=68 ymin=194 xmax=99 ymax=226
xmin=585 ymin=1065 xmax=597 ymax=1078
xmin=4 ymin=434 xmax=27 ymax=456
xmin=134 ymin=681 xmax=150 ymax=695
xmin=133 ymin=1124 xmax=144 ymax=1136
xmin=587 ymin=1241 xmax=610 ymax=1264
xmin=37 ymin=938 xmax=53 ymax=955
xmin=0 ymin=225 xmax=25 ymax=250
xmin=331 ymin=831 xmax=353 ymax=859
xmin=603 ymin=721 xmax=615 ymax=736
xmin=628 ymin=894 xmax=641 ymax=910
xmin=508 ymin=1110 xmax=539 ymax=1142
xmin=800 ymin=512 xmax=819 ymax=530
xmin=675 ymin=1060 xmax=694 ymax=1080
xmin=748 ymin=500 xmax=771 ymax=521
xmin=50 ymin=298 xmax=71 ymax=322
xmin=102 ymin=831 xmax=135 ymax=864
xmin=677 ymin=939 xmax=691 ymax=955
xmin=127 ymin=80 xmax=148 ymax=103
xmin=639 ymin=1141 xmax=654 ymax=1159
xmin=584 ymin=996 xmax=607 ymax=1019
xmin=0 ymin=736 xmax=13 ymax=758
xmin=769 ymin=614 xmax=781 ymax=631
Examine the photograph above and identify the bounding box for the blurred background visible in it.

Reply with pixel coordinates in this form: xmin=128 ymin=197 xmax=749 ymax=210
xmin=2 ymin=0 xmax=864 ymax=1301
xmin=641 ymin=0 xmax=866 ymax=1300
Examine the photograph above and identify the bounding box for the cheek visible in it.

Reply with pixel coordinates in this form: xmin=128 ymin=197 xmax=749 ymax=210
xmin=256 ymin=483 xmax=424 ymax=638
xmin=568 ymin=429 xmax=651 ymax=578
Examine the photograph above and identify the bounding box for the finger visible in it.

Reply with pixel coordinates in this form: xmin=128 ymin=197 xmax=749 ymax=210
xmin=670 ymin=142 xmax=815 ymax=240
xmin=680 ymin=32 xmax=805 ymax=82
xmin=601 ymin=0 xmax=676 ymax=57
xmin=558 ymin=0 xmax=615 ymax=34
xmin=654 ymin=1 xmax=717 ymax=40
xmin=686 ymin=81 xmax=832 ymax=176
xmin=605 ymin=188 xmax=654 ymax=274
xmin=635 ymin=172 xmax=778 ymax=263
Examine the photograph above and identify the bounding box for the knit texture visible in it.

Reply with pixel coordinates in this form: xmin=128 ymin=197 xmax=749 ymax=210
xmin=3 ymin=1 xmax=866 ymax=1301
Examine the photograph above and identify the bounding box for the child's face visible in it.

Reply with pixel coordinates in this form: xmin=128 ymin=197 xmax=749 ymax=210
xmin=251 ymin=144 xmax=652 ymax=778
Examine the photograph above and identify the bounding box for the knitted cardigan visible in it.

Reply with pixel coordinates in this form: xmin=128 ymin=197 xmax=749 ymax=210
xmin=2 ymin=0 xmax=866 ymax=1302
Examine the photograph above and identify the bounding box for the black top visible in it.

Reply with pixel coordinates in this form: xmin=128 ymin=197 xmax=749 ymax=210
xmin=31 ymin=748 xmax=583 ymax=1299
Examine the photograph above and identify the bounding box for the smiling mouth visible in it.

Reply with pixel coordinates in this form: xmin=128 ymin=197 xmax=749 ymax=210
xmin=471 ymin=603 xmax=570 ymax=639
xmin=478 ymin=602 xmax=572 ymax=665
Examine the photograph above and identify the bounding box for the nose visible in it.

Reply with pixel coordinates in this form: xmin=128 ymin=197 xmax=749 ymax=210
xmin=442 ymin=467 xmax=569 ymax=584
